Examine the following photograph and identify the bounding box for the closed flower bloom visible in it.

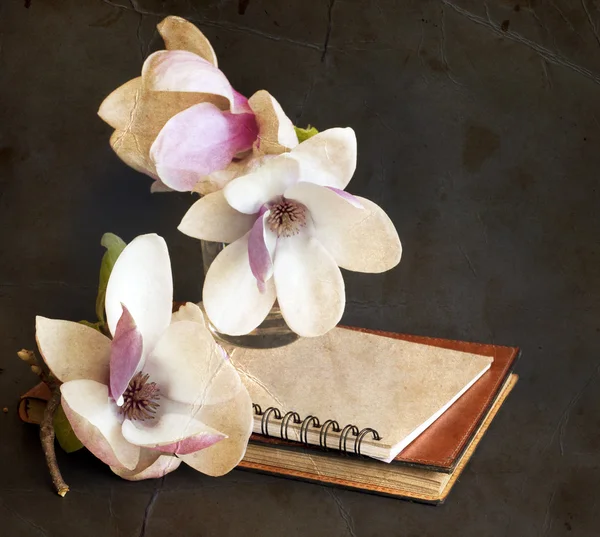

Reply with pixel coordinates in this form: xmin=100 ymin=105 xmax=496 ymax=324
xmin=98 ymin=16 xmax=297 ymax=194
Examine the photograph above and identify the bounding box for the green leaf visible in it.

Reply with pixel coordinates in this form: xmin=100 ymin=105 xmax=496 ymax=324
xmin=95 ymin=233 xmax=127 ymax=324
xmin=294 ymin=125 xmax=319 ymax=143
xmin=78 ymin=320 xmax=104 ymax=332
xmin=53 ymin=404 xmax=84 ymax=453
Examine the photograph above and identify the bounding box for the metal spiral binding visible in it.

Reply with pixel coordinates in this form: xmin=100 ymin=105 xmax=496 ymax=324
xmin=319 ymin=419 xmax=340 ymax=449
xmin=299 ymin=416 xmax=320 ymax=445
xmin=339 ymin=424 xmax=359 ymax=453
xmin=260 ymin=407 xmax=281 ymax=436
xmin=252 ymin=405 xmax=382 ymax=455
xmin=354 ymin=427 xmax=381 ymax=455
xmin=280 ymin=411 xmax=301 ymax=440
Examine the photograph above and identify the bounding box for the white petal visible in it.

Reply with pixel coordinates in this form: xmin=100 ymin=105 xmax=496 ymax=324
xmin=111 ymin=450 xmax=181 ymax=481
xmin=180 ymin=386 xmax=253 ymax=476
xmin=61 ymin=380 xmax=140 ymax=470
xmin=122 ymin=398 xmax=225 ymax=451
xmin=178 ymin=190 xmax=255 ymax=243
xmin=223 ymin=155 xmax=299 ymax=214
xmin=171 ymin=302 xmax=206 ymax=327
xmin=157 ymin=16 xmax=218 ymax=67
xmin=105 ymin=234 xmax=173 ymax=357
xmin=274 ymin=232 xmax=345 ymax=337
xmin=285 ymin=182 xmax=402 ymax=272
xmin=142 ymin=50 xmax=234 ymax=105
xmin=289 ymin=127 xmax=357 ymax=189
xmin=203 ymin=233 xmax=276 ymax=335
xmin=35 ymin=317 xmax=111 ymax=384
xmin=193 ymin=154 xmax=282 ymax=196
xmin=248 ymin=90 xmax=298 ymax=155
xmin=98 ymin=77 xmax=142 ymax=131
xmin=143 ymin=320 xmax=242 ymax=406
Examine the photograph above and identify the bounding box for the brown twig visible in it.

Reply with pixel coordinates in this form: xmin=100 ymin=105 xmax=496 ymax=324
xmin=18 ymin=349 xmax=69 ymax=497
xmin=40 ymin=384 xmax=69 ymax=497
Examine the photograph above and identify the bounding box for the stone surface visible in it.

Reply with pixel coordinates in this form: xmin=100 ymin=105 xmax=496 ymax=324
xmin=1 ymin=0 xmax=599 ymax=535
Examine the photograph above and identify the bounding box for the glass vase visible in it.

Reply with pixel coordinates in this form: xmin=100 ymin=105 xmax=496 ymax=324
xmin=200 ymin=240 xmax=299 ymax=349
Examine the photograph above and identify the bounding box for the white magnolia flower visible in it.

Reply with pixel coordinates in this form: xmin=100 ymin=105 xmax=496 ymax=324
xmin=98 ymin=16 xmax=297 ymax=194
xmin=35 ymin=234 xmax=253 ymax=480
xmin=178 ymin=128 xmax=402 ymax=337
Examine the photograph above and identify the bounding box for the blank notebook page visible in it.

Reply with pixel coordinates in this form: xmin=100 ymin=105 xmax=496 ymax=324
xmin=228 ymin=327 xmax=492 ymax=462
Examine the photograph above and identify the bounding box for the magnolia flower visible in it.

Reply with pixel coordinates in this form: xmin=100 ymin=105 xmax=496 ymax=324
xmin=35 ymin=234 xmax=253 ymax=480
xmin=178 ymin=128 xmax=402 ymax=337
xmin=98 ymin=16 xmax=297 ymax=194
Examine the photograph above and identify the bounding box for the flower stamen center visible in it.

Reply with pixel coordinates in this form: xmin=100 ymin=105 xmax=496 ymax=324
xmin=267 ymin=198 xmax=307 ymax=237
xmin=120 ymin=372 xmax=161 ymax=421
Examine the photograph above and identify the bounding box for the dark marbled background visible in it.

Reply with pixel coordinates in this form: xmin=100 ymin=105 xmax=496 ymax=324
xmin=1 ymin=0 xmax=599 ymax=535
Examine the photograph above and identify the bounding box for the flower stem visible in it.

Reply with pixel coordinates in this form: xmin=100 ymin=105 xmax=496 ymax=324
xmin=19 ymin=349 xmax=69 ymax=497
xmin=39 ymin=384 xmax=69 ymax=497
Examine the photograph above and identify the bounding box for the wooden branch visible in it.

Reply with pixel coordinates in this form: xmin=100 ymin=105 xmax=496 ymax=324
xmin=39 ymin=383 xmax=69 ymax=497
xmin=19 ymin=349 xmax=69 ymax=497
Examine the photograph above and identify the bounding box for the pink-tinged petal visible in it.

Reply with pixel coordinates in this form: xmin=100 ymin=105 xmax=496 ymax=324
xmin=61 ymin=380 xmax=140 ymax=470
xmin=248 ymin=208 xmax=276 ymax=288
xmin=151 ymin=103 xmax=258 ymax=192
xmin=157 ymin=16 xmax=218 ymax=67
xmin=111 ymin=450 xmax=181 ymax=481
xmin=232 ymin=89 xmax=252 ymax=114
xmin=171 ymin=302 xmax=206 ymax=327
xmin=203 ymin=233 xmax=276 ymax=335
xmin=143 ymin=320 xmax=242 ymax=406
xmin=223 ymin=155 xmax=299 ymax=214
xmin=289 ymin=127 xmax=357 ymax=189
xmin=150 ymin=433 xmax=224 ymax=455
xmin=35 ymin=317 xmax=111 ymax=384
xmin=109 ymin=305 xmax=144 ymax=404
xmin=110 ymin=130 xmax=158 ymax=179
xmin=142 ymin=50 xmax=234 ymax=104
xmin=285 ymin=182 xmax=402 ymax=273
xmin=325 ymin=187 xmax=363 ymax=208
xmin=150 ymin=179 xmax=173 ymax=193
xmin=178 ymin=190 xmax=255 ymax=243
xmin=105 ymin=234 xmax=173 ymax=356
xmin=121 ymin=398 xmax=226 ymax=452
xmin=98 ymin=77 xmax=142 ymax=131
xmin=180 ymin=385 xmax=253 ymax=476
xmin=248 ymin=90 xmax=298 ymax=155
xmin=274 ymin=231 xmax=345 ymax=337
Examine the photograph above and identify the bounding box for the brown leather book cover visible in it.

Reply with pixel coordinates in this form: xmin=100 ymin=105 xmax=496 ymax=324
xmin=248 ymin=326 xmax=519 ymax=472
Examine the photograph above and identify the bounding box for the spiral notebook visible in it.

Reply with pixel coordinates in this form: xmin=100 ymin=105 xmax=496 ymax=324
xmin=226 ymin=326 xmax=493 ymax=463
xmin=246 ymin=331 xmax=520 ymax=473
xmin=240 ymin=373 xmax=518 ymax=503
